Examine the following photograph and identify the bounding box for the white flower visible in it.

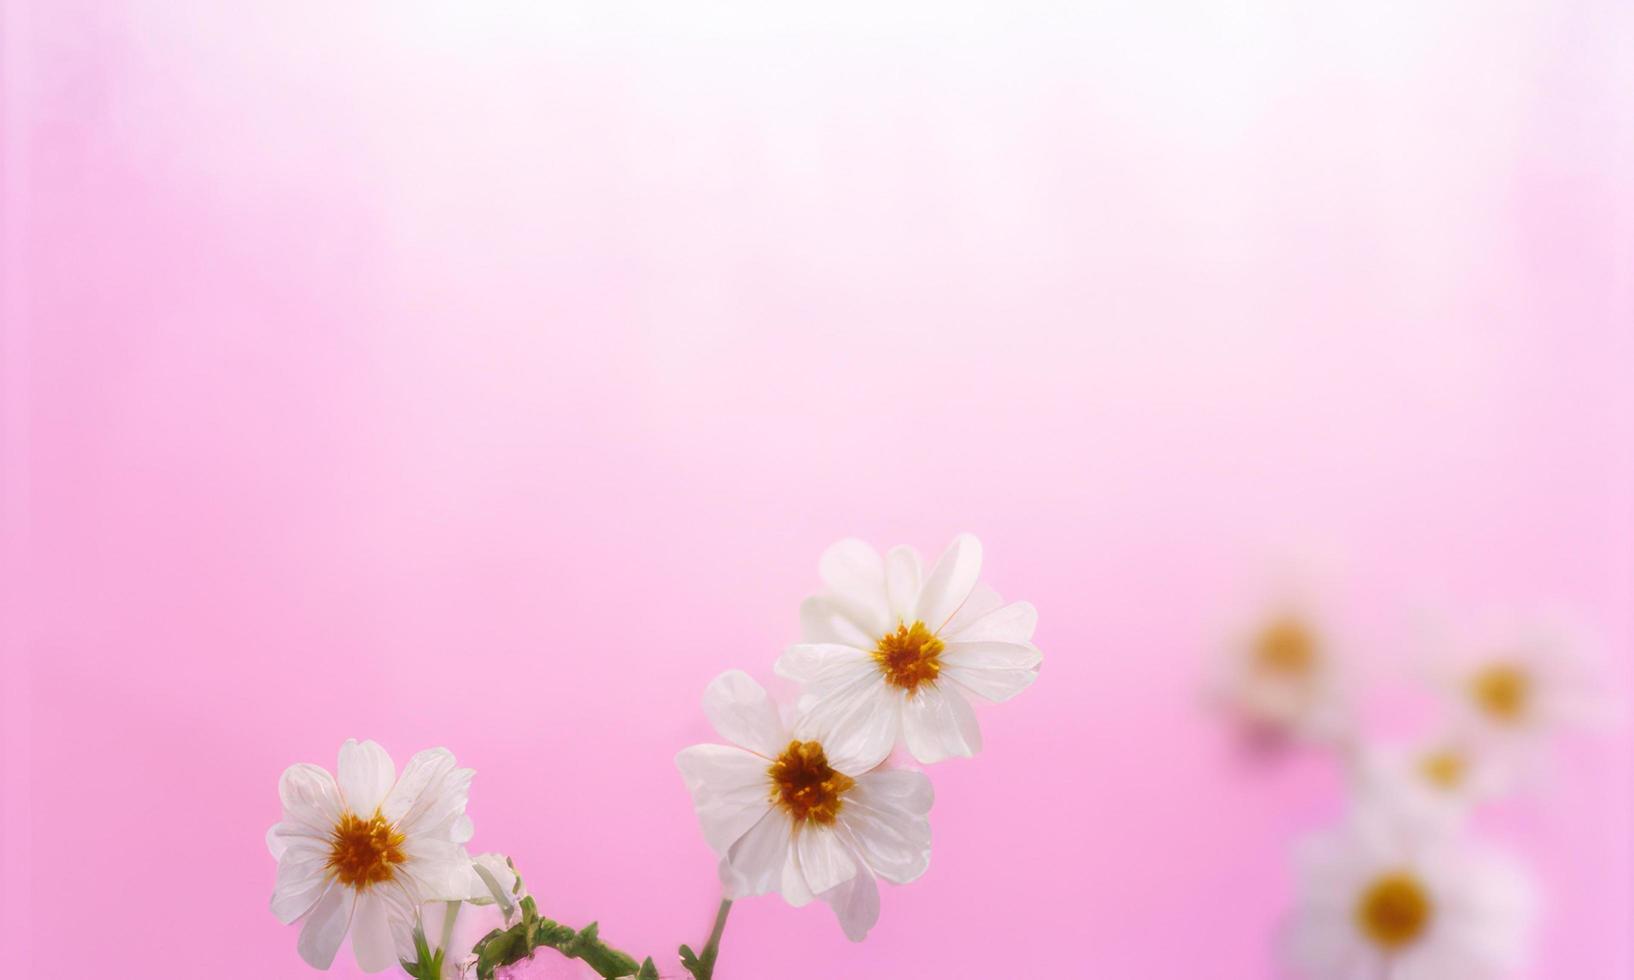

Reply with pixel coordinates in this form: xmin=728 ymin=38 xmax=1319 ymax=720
xmin=777 ymin=534 xmax=1042 ymax=766
xmin=1426 ymin=615 xmax=1609 ymax=742
xmin=1209 ymin=601 xmax=1350 ymax=743
xmin=1359 ymin=735 xmax=1509 ymax=810
xmin=424 ymin=854 xmax=528 ymax=980
xmin=1284 ymin=809 xmax=1535 ymax=979
xmin=1351 ymin=737 xmax=1513 ymax=831
xmin=675 ymin=670 xmax=934 ymax=941
xmin=268 ymin=739 xmax=475 ymax=972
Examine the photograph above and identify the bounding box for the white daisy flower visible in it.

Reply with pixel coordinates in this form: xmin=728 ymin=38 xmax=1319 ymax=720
xmin=675 ymin=670 xmax=934 ymax=942
xmin=1283 ymin=809 xmax=1535 ymax=979
xmin=1351 ymin=737 xmax=1513 ymax=831
xmin=1209 ymin=601 xmax=1351 ymax=744
xmin=268 ymin=739 xmax=476 ymax=972
xmin=1426 ymin=615 xmax=1610 ymax=742
xmin=777 ymin=534 xmax=1042 ymax=766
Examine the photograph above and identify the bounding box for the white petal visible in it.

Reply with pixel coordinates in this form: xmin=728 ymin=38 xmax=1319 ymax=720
xmin=701 ymin=670 xmax=787 ymax=757
xmin=914 ymin=533 xmax=983 ymax=632
xmin=400 ymin=766 xmax=474 ymax=841
xmin=941 ymin=639 xmax=1044 ymax=671
xmin=799 ymin=596 xmax=879 ymax=648
xmin=820 ymin=865 xmax=880 ymax=943
xmin=901 ymin=684 xmax=983 ymax=762
xmin=462 ymin=853 xmax=525 ymax=906
xmin=840 ymin=777 xmax=932 ymax=885
xmin=942 ymin=600 xmax=1037 ymax=645
xmin=676 ymin=745 xmax=776 ymax=853
xmin=780 ymin=843 xmax=816 ymax=908
xmin=940 ymin=641 xmax=1042 ymax=702
xmin=437 ymin=861 xmax=491 ymax=906
xmin=883 ymin=546 xmax=923 ymax=625
xmin=296 ymin=882 xmax=354 ymax=970
xmin=350 ymin=890 xmax=400 ymax=973
xmin=383 ymin=749 xmax=475 ymax=842
xmin=378 ymin=886 xmax=418 ymax=962
xmin=776 ymin=643 xmax=873 ymax=690
xmin=818 ymin=539 xmax=892 ymax=637
xmin=267 ymin=823 xmax=289 ymax=860
xmin=279 ymin=763 xmax=344 ymax=838
xmin=337 ymin=740 xmax=396 ymax=815
xmin=940 ymin=583 xmax=1006 ymax=637
xmin=792 ymin=673 xmax=902 ymax=773
xmin=849 ymin=768 xmax=935 ymax=816
xmin=397 ymin=836 xmax=469 ymax=902
xmin=819 ymin=538 xmax=885 ymax=600
xmin=1280 ymin=908 xmax=1368 ymax=979
xmin=723 ymin=809 xmax=793 ymax=899
xmin=271 ymin=837 xmax=333 ymax=924
xmin=794 ymin=825 xmax=858 ymax=896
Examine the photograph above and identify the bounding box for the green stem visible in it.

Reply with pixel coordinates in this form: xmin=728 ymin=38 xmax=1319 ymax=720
xmin=439 ymin=901 xmax=460 ymax=963
xmin=678 ymin=896 xmax=732 ymax=980
xmin=699 ymin=898 xmax=732 ymax=978
xmin=471 ymin=896 xmax=658 ymax=980
xmin=401 ymin=920 xmax=445 ymax=980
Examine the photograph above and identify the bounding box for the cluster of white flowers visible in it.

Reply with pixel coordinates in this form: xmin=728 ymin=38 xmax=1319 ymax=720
xmin=267 ymin=534 xmax=1041 ymax=977
xmin=676 ymin=533 xmax=1043 ymax=940
xmin=1212 ymin=599 xmax=1609 ymax=979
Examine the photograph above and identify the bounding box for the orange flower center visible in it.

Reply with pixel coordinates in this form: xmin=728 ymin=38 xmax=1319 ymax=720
xmin=1252 ymin=616 xmax=1317 ymax=679
xmin=1418 ymin=750 xmax=1467 ymax=791
xmin=1469 ymin=662 xmax=1530 ymax=724
xmin=1355 ymin=872 xmax=1433 ymax=950
xmin=326 ymin=811 xmax=406 ymax=890
xmin=767 ymin=740 xmax=854 ymax=826
xmin=873 ymin=620 xmax=945 ymax=694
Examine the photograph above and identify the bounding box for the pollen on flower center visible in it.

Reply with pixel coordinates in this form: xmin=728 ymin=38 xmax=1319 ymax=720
xmin=1253 ymin=616 xmax=1317 ymax=679
xmin=1418 ymin=750 xmax=1467 ymax=791
xmin=1356 ymin=872 xmax=1433 ymax=950
xmin=768 ymin=740 xmax=855 ymax=826
xmin=1469 ymin=662 xmax=1530 ymax=724
xmin=326 ymin=811 xmax=406 ymax=890
xmin=873 ymin=620 xmax=945 ymax=693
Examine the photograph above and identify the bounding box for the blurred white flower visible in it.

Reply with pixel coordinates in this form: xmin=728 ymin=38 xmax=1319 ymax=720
xmin=268 ymin=739 xmax=475 ymax=972
xmin=1352 ymin=737 xmax=1513 ymax=831
xmin=675 ymin=670 xmax=934 ymax=941
xmin=1427 ymin=615 xmax=1610 ymax=742
xmin=1209 ymin=602 xmax=1350 ymax=743
xmin=778 ymin=534 xmax=1042 ymax=766
xmin=1284 ymin=809 xmax=1535 ymax=980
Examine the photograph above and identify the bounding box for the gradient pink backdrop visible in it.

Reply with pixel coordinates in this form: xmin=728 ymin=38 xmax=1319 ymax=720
xmin=2 ymin=2 xmax=1631 ymax=977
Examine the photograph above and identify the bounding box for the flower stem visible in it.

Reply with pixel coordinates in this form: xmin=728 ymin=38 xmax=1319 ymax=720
xmin=470 ymin=896 xmax=658 ymax=980
xmin=678 ymin=897 xmax=732 ymax=980
xmin=439 ymin=901 xmax=460 ymax=960
xmin=702 ymin=898 xmax=732 ymax=968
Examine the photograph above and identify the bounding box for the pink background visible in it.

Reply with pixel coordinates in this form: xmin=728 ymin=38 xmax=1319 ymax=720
xmin=3 ymin=2 xmax=1631 ymax=977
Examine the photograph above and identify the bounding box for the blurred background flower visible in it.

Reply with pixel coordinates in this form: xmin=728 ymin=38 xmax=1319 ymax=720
xmin=1283 ymin=808 xmax=1535 ymax=979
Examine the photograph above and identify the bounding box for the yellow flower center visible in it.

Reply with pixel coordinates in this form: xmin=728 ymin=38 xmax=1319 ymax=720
xmin=1355 ymin=872 xmax=1433 ymax=950
xmin=767 ymin=740 xmax=854 ymax=826
xmin=326 ymin=811 xmax=406 ymax=890
xmin=1469 ymin=662 xmax=1530 ymax=724
xmin=1418 ymin=750 xmax=1467 ymax=791
xmin=1252 ymin=616 xmax=1317 ymax=679
xmin=873 ymin=620 xmax=945 ymax=694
